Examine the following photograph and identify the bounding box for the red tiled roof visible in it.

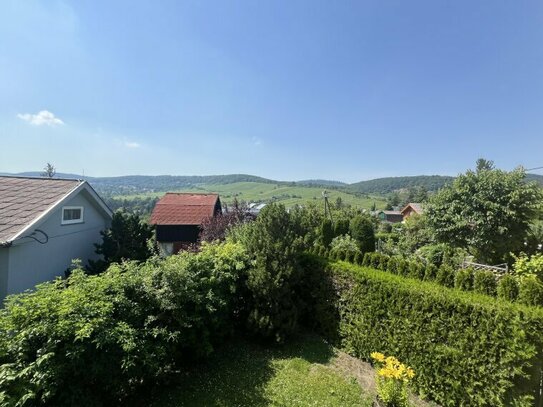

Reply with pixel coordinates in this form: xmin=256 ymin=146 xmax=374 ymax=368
xmin=150 ymin=193 xmax=220 ymax=225
xmin=0 ymin=176 xmax=83 ymax=243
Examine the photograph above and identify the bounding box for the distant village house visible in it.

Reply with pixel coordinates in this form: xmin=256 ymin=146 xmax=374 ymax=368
xmin=376 ymin=210 xmax=403 ymax=223
xmin=401 ymin=203 xmax=424 ymax=220
xmin=150 ymin=193 xmax=222 ymax=255
xmin=0 ymin=176 xmax=112 ymax=300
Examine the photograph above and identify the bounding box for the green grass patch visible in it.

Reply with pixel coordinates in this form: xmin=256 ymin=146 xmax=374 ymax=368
xmin=145 ymin=334 xmax=372 ymax=407
xmin=114 ymin=181 xmax=386 ymax=209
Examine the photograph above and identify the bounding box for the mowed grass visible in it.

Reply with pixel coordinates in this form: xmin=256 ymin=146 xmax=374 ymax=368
xmin=114 ymin=181 xmax=387 ymax=209
xmin=145 ymin=334 xmax=373 ymax=407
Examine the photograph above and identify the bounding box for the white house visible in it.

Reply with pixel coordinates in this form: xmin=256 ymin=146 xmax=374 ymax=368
xmin=0 ymin=176 xmax=112 ymax=300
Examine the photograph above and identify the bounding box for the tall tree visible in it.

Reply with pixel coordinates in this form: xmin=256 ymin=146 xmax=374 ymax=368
xmin=425 ymin=160 xmax=542 ymax=264
xmin=349 ymin=215 xmax=376 ymax=254
xmin=41 ymin=163 xmax=56 ymax=178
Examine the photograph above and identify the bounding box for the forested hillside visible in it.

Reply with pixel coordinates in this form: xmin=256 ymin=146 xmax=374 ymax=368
xmin=349 ymin=175 xmax=455 ymax=194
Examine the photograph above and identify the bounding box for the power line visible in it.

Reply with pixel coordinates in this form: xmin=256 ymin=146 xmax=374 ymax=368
xmin=526 ymin=166 xmax=543 ymax=171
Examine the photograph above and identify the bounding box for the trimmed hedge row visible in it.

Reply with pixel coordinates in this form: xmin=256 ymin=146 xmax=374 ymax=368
xmin=308 ymin=246 xmax=543 ymax=307
xmin=307 ymin=259 xmax=543 ymax=406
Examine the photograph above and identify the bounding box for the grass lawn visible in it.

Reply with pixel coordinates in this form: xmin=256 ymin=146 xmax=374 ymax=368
xmin=144 ymin=334 xmax=374 ymax=407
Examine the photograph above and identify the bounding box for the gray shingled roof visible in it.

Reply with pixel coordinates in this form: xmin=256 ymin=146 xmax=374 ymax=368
xmin=0 ymin=176 xmax=83 ymax=243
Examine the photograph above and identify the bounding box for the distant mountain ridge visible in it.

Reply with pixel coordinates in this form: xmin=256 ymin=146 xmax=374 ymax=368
xmin=4 ymin=171 xmax=542 ymax=196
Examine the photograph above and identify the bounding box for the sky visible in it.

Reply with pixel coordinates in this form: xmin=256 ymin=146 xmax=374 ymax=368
xmin=0 ymin=0 xmax=542 ymax=183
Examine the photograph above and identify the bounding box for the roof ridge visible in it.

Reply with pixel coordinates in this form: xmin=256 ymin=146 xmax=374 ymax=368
xmin=0 ymin=175 xmax=83 ymax=182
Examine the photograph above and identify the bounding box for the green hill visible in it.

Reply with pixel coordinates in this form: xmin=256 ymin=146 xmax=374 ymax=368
xmin=349 ymin=175 xmax=456 ymax=194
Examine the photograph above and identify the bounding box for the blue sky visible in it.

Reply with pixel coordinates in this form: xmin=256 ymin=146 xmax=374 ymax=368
xmin=1 ymin=1 xmax=542 ymax=182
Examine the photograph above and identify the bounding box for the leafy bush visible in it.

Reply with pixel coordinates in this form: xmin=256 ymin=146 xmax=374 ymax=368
xmin=311 ymin=261 xmax=543 ymax=406
xmin=498 ymin=275 xmax=519 ymax=302
xmin=0 ymin=241 xmax=248 ymax=406
xmin=330 ymin=235 xmax=361 ymax=261
xmin=513 ymin=253 xmax=543 ymax=281
xmin=518 ymin=275 xmax=543 ymax=307
xmin=454 ymin=268 xmax=474 ymax=291
xmin=473 ymin=270 xmax=497 ymax=296
xmin=435 ymin=264 xmax=455 ymax=288
xmin=397 ymin=259 xmax=409 ymax=276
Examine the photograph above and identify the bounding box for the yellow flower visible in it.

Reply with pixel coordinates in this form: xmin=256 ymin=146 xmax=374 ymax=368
xmin=371 ymin=352 xmax=385 ymax=362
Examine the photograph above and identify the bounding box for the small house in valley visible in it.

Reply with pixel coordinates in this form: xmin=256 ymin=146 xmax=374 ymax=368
xmin=401 ymin=203 xmax=424 ymax=220
xmin=377 ymin=210 xmax=403 ymax=223
xmin=150 ymin=193 xmax=222 ymax=255
xmin=0 ymin=176 xmax=112 ymax=300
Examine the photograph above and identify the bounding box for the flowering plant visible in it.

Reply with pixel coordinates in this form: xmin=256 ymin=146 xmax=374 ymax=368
xmin=371 ymin=352 xmax=415 ymax=407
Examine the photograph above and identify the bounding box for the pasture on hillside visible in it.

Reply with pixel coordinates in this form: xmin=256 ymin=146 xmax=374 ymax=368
xmin=110 ymin=181 xmax=387 ymax=209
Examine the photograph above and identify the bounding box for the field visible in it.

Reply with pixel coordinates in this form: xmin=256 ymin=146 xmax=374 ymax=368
xmin=110 ymin=181 xmax=387 ymax=209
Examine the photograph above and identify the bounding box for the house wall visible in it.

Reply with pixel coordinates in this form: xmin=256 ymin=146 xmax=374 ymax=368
xmin=5 ymin=190 xmax=110 ymax=297
xmin=0 ymin=248 xmax=8 ymax=300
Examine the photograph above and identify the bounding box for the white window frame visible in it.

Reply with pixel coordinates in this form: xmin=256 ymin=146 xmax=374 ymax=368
xmin=61 ymin=206 xmax=84 ymax=225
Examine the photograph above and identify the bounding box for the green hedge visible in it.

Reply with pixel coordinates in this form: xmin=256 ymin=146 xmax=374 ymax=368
xmin=308 ymin=260 xmax=543 ymax=407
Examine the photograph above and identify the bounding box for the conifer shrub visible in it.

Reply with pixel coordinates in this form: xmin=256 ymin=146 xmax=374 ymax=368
xmin=387 ymin=257 xmax=398 ymax=274
xmin=518 ymin=276 xmax=543 ymax=307
xmin=353 ymin=252 xmax=362 ymax=265
xmin=344 ymin=251 xmax=353 ymax=263
xmin=378 ymin=254 xmax=390 ymax=271
xmin=408 ymin=261 xmax=425 ymax=280
xmin=369 ymin=253 xmax=380 ymax=269
xmin=435 ymin=264 xmax=455 ymax=288
xmin=454 ymin=267 xmax=474 ymax=291
xmin=362 ymin=252 xmax=371 ymax=267
xmin=498 ymin=275 xmax=519 ymax=302
xmin=397 ymin=259 xmax=409 ymax=276
xmin=473 ymin=270 xmax=497 ymax=296
xmin=310 ymin=261 xmax=543 ymax=407
xmin=423 ymin=264 xmax=438 ymax=281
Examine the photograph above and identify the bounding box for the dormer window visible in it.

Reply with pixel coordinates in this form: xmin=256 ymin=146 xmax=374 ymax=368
xmin=61 ymin=206 xmax=84 ymax=225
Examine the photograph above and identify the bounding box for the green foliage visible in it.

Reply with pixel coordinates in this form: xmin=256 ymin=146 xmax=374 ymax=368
xmin=498 ymin=275 xmax=519 ymax=302
xmin=423 ymin=264 xmax=438 ymax=281
xmin=330 ymin=235 xmax=361 ymax=261
xmin=397 ymin=214 xmax=433 ymax=255
xmin=87 ymin=210 xmax=154 ymax=274
xmin=349 ymin=216 xmax=376 ymax=254
xmin=435 ymin=264 xmax=455 ymax=288
xmin=454 ymin=268 xmax=474 ymax=291
xmin=353 ymin=252 xmax=362 ymax=265
xmin=407 ymin=260 xmax=425 ymax=280
xmin=473 ymin=270 xmax=498 ymax=296
xmin=518 ymin=276 xmax=543 ymax=307
xmin=313 ymin=262 xmax=543 ymax=406
xmin=426 ymin=160 xmax=543 ymax=264
xmin=321 ymin=219 xmax=334 ymax=248
xmin=230 ymin=204 xmax=306 ymax=342
xmin=333 ymin=218 xmax=350 ymax=238
xmin=0 ymin=241 xmax=248 ymax=406
xmin=513 ymin=253 xmax=543 ymax=281
xmin=362 ymin=252 xmax=371 ymax=267
xmin=397 ymin=259 xmax=409 ymax=276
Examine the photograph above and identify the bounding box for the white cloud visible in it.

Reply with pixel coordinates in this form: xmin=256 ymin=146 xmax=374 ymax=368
xmin=124 ymin=141 xmax=141 ymax=148
xmin=17 ymin=110 xmax=64 ymax=126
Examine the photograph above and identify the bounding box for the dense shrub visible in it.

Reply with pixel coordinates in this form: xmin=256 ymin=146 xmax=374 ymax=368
xmin=473 ymin=270 xmax=497 ymax=296
xmin=0 ymin=242 xmax=248 ymax=406
xmin=230 ymin=203 xmax=306 ymax=342
xmin=349 ymin=215 xmax=376 ymax=254
xmin=387 ymin=257 xmax=398 ymax=274
xmin=330 ymin=235 xmax=361 ymax=261
xmin=362 ymin=252 xmax=371 ymax=267
xmin=454 ymin=267 xmax=474 ymax=291
xmin=397 ymin=259 xmax=409 ymax=276
xmin=518 ymin=276 xmax=543 ymax=307
xmin=423 ymin=264 xmax=438 ymax=281
xmin=435 ymin=264 xmax=455 ymax=288
xmin=310 ymin=261 xmax=543 ymax=406
xmin=408 ymin=261 xmax=425 ymax=280
xmin=353 ymin=252 xmax=362 ymax=265
xmin=498 ymin=275 xmax=519 ymax=302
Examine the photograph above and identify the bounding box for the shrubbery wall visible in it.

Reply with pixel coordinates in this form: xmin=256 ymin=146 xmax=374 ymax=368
xmin=306 ymin=259 xmax=543 ymax=407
